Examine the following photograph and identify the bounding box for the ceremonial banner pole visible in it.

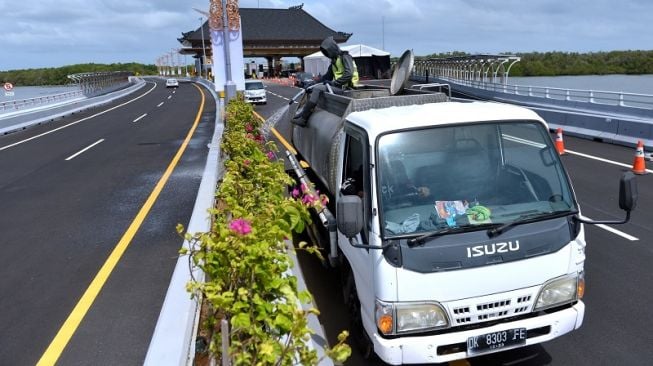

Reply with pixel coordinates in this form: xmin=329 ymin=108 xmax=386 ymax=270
xmin=210 ymin=0 xmax=244 ymax=102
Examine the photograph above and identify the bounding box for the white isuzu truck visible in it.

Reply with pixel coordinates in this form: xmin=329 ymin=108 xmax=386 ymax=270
xmin=285 ymin=52 xmax=637 ymax=364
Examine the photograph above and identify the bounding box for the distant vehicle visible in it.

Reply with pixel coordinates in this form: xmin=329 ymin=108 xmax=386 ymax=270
xmin=166 ymin=78 xmax=179 ymax=88
xmin=295 ymin=72 xmax=316 ymax=88
xmin=244 ymin=80 xmax=267 ymax=104
xmin=280 ymin=70 xmax=293 ymax=78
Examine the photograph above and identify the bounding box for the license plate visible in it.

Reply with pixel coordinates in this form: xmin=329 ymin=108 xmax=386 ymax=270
xmin=467 ymin=328 xmax=527 ymax=355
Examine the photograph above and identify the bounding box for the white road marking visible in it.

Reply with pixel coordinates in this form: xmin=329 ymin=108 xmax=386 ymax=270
xmin=157 ymin=102 xmax=164 ymax=107
xmin=0 ymin=81 xmax=157 ymax=152
xmin=579 ymin=215 xmax=639 ymax=241
xmin=565 ymin=149 xmax=653 ymax=173
xmin=65 ymin=139 xmax=105 ymax=161
xmin=268 ymin=91 xmax=294 ymax=103
xmin=133 ymin=113 xmax=147 ymax=123
xmin=167 ymin=95 xmax=172 ymax=100
xmin=595 ymin=223 xmax=639 ymax=241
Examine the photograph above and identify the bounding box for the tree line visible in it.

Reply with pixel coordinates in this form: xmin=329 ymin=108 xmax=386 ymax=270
xmin=0 ymin=63 xmax=158 ymax=86
xmin=417 ymin=50 xmax=653 ymax=76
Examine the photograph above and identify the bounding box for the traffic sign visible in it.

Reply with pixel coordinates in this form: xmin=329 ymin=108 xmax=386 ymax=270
xmin=3 ymin=82 xmax=13 ymax=91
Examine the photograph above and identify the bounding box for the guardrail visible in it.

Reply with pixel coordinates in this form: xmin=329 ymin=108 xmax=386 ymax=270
xmin=418 ymin=74 xmax=653 ymax=110
xmin=0 ymin=90 xmax=83 ymax=112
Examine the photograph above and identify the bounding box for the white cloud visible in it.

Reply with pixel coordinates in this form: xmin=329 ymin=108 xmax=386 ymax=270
xmin=1 ymin=0 xmax=652 ymax=70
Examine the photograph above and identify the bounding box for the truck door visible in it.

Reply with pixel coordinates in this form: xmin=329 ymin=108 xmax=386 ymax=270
xmin=339 ymin=128 xmax=375 ymax=328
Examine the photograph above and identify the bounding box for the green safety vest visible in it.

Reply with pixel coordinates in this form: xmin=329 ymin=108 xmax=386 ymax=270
xmin=333 ymin=56 xmax=359 ymax=87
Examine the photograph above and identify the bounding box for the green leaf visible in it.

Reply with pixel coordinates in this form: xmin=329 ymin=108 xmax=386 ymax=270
xmin=231 ymin=313 xmax=251 ymax=328
xmin=273 ymin=314 xmax=293 ymax=333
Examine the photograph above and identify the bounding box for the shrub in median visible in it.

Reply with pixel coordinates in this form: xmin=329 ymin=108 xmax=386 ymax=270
xmin=182 ymin=99 xmax=350 ymax=365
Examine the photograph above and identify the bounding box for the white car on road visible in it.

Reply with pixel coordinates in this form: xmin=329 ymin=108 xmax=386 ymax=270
xmin=166 ymin=78 xmax=179 ymax=88
xmin=244 ymin=80 xmax=267 ymax=104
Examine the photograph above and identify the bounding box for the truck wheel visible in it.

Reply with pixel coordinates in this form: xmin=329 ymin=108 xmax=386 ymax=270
xmin=344 ymin=268 xmax=374 ymax=359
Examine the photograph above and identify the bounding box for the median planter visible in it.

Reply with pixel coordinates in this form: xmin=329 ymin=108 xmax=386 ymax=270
xmin=181 ymin=99 xmax=350 ymax=365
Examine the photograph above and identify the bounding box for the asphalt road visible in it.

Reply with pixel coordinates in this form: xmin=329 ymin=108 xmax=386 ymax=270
xmin=254 ymin=81 xmax=653 ymax=366
xmin=0 ymin=78 xmax=215 ymax=365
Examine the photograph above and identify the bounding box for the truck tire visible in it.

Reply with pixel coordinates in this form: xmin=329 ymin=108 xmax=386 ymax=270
xmin=342 ymin=264 xmax=374 ymax=359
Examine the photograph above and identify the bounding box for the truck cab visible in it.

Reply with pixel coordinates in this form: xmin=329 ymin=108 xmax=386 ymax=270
xmin=286 ymin=51 xmax=636 ymax=364
xmin=337 ymin=102 xmax=585 ymax=364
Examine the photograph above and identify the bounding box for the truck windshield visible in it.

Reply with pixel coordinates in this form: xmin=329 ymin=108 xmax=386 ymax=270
xmin=377 ymin=121 xmax=576 ymax=238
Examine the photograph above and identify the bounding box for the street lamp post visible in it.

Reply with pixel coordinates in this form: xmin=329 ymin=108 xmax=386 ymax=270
xmin=199 ymin=16 xmax=207 ymax=79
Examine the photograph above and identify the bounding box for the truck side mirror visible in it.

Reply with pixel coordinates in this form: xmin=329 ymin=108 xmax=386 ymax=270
xmin=575 ymin=171 xmax=637 ymax=225
xmin=337 ymin=195 xmax=364 ymax=238
xmin=619 ymin=171 xmax=638 ymax=212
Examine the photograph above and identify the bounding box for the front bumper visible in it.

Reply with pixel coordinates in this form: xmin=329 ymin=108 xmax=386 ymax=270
xmin=244 ymin=96 xmax=266 ymax=103
xmin=372 ymin=301 xmax=584 ymax=365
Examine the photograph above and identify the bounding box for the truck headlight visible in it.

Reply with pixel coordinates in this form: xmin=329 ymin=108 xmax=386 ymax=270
xmin=535 ymin=274 xmax=579 ymax=311
xmin=376 ymin=300 xmax=449 ymax=335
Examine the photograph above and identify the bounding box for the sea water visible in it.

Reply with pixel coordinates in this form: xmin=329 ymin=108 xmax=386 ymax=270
xmin=0 ymin=85 xmax=80 ymax=102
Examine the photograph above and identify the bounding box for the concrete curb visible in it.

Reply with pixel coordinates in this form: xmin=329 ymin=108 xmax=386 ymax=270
xmin=0 ymin=79 xmax=147 ymax=135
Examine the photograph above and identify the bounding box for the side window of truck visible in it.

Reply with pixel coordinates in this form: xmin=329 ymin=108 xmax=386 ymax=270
xmin=342 ymin=132 xmax=370 ymax=239
xmin=342 ymin=135 xmax=365 ymax=197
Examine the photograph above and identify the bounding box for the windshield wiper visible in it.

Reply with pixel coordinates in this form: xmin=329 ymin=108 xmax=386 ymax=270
xmin=408 ymin=223 xmax=500 ymax=247
xmin=487 ymin=210 xmax=576 ymax=238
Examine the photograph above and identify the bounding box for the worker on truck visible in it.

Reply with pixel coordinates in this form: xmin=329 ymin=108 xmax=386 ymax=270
xmin=292 ymin=36 xmax=359 ymax=125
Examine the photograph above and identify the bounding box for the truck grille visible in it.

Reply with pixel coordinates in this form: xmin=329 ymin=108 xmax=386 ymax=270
xmin=447 ymin=290 xmax=535 ymax=326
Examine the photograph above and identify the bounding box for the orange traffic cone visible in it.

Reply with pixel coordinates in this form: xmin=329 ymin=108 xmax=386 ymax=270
xmin=632 ymin=140 xmax=647 ymax=174
xmin=555 ymin=128 xmax=566 ymax=155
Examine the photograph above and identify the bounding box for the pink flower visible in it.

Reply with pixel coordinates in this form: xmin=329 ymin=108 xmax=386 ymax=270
xmin=302 ymin=194 xmax=318 ymax=206
xmin=267 ymin=151 xmax=275 ymax=160
xmin=291 ymin=187 xmax=300 ymax=198
xmin=245 ymin=124 xmax=254 ymax=132
xmin=300 ymin=183 xmax=308 ymax=193
xmin=243 ymin=159 xmax=250 ymax=166
xmin=229 ymin=218 xmax=252 ymax=235
xmin=320 ymin=194 xmax=329 ymax=206
xmin=246 ymin=133 xmax=255 ymax=140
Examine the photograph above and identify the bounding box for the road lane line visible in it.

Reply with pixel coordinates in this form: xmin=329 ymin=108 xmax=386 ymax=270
xmin=579 ymin=215 xmax=639 ymax=241
xmin=65 ymin=139 xmax=105 ymax=161
xmin=596 ymin=224 xmax=639 ymax=241
xmin=252 ymin=111 xmax=297 ymax=155
xmin=133 ymin=113 xmax=147 ymax=123
xmin=0 ymin=81 xmax=157 ymax=152
xmin=167 ymin=95 xmax=172 ymax=100
xmin=36 ymin=83 xmax=206 ymax=366
xmin=565 ymin=149 xmax=653 ymax=173
xmin=157 ymin=102 xmax=164 ymax=107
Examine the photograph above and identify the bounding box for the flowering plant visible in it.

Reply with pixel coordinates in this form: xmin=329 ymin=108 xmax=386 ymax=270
xmin=182 ymin=100 xmax=350 ymax=365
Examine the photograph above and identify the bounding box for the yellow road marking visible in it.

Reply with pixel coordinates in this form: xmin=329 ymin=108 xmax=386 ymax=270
xmin=37 ymin=83 xmax=206 ymax=366
xmin=252 ymin=110 xmax=297 ymax=155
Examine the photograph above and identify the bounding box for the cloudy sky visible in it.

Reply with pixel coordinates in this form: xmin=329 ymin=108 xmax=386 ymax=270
xmin=1 ymin=0 xmax=651 ymax=71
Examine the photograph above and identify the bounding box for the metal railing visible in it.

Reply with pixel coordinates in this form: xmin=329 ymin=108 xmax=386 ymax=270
xmin=1 ymin=72 xmax=134 ymax=113
xmin=0 ymin=90 xmax=84 ymax=112
xmin=68 ymin=71 xmax=132 ymax=97
xmin=416 ymin=74 xmax=653 ymax=110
